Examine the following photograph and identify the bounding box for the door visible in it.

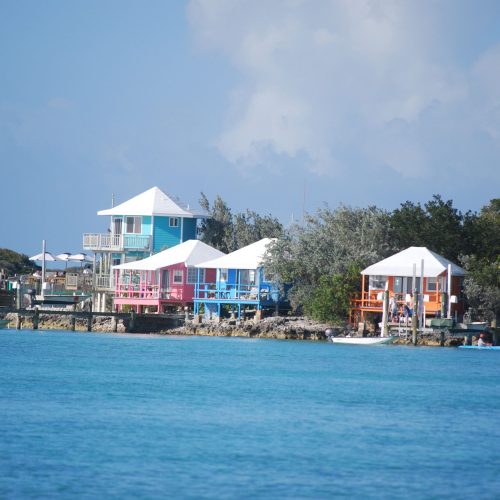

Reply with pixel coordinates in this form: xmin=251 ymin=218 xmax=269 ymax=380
xmin=113 ymin=218 xmax=123 ymax=235
xmin=161 ymin=269 xmax=170 ymax=297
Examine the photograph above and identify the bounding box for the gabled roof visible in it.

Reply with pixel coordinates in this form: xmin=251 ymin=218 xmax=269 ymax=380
xmin=196 ymin=238 xmax=276 ymax=270
xmin=362 ymin=247 xmax=466 ymax=277
xmin=112 ymin=240 xmax=225 ymax=271
xmin=97 ymin=186 xmax=208 ymax=218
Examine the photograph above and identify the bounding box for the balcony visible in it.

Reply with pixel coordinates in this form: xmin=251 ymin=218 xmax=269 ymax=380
xmin=83 ymin=233 xmax=151 ymax=252
xmin=95 ymin=274 xmax=113 ymax=291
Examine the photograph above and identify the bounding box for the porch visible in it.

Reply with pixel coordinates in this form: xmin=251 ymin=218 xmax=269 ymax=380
xmin=83 ymin=233 xmax=151 ymax=252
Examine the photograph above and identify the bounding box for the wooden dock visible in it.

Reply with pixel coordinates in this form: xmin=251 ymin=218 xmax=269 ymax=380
xmin=2 ymin=307 xmax=186 ymax=333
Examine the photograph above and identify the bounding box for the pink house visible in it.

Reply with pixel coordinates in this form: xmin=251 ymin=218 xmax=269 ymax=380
xmin=112 ymin=240 xmax=225 ymax=313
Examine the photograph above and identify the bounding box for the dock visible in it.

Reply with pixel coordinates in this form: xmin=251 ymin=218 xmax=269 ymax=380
xmin=2 ymin=307 xmax=185 ymax=333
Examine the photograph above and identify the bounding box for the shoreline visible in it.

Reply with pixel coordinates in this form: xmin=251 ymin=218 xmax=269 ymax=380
xmin=3 ymin=313 xmax=468 ymax=346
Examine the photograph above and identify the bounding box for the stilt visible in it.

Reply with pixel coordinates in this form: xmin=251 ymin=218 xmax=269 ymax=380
xmin=70 ymin=303 xmax=76 ymax=331
xmin=129 ymin=310 xmax=136 ymax=333
xmin=33 ymin=308 xmax=39 ymax=330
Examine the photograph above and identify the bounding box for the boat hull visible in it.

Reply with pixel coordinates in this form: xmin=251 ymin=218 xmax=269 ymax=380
xmin=458 ymin=345 xmax=500 ymax=350
xmin=330 ymin=336 xmax=395 ymax=345
xmin=0 ymin=319 xmax=10 ymax=329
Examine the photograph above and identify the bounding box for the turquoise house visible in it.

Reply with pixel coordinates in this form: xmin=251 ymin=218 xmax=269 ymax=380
xmin=193 ymin=238 xmax=289 ymax=319
xmin=83 ymin=186 xmax=208 ymax=311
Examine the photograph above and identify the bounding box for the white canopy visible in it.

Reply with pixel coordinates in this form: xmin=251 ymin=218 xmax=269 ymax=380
xmin=97 ymin=186 xmax=208 ymax=218
xmin=112 ymin=240 xmax=225 ymax=271
xmin=196 ymin=238 xmax=275 ymax=270
xmin=362 ymin=247 xmax=466 ymax=277
xmin=29 ymin=252 xmax=60 ymax=262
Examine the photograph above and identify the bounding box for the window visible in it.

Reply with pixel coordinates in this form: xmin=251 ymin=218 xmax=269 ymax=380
xmin=369 ymin=275 xmax=387 ymax=290
xmin=220 ymin=268 xmax=228 ymax=281
xmin=169 ymin=217 xmax=179 ymax=227
xmin=126 ymin=216 xmax=141 ymax=234
xmin=112 ymin=258 xmax=121 ymax=267
xmin=262 ymin=269 xmax=274 ymax=283
xmin=187 ymin=267 xmax=204 ymax=284
xmin=172 ymin=269 xmax=183 ymax=284
xmin=113 ymin=218 xmax=123 ymax=235
xmin=426 ymin=277 xmax=437 ymax=292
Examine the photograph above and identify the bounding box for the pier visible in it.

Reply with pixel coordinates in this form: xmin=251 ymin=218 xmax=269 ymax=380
xmin=3 ymin=307 xmax=185 ymax=334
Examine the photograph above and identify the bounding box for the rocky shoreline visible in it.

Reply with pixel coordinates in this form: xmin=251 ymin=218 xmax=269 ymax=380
xmin=3 ymin=313 xmax=468 ymax=346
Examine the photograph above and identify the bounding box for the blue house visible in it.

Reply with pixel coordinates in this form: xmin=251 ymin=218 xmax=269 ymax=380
xmin=83 ymin=186 xmax=208 ymax=311
xmin=193 ymin=238 xmax=288 ymax=319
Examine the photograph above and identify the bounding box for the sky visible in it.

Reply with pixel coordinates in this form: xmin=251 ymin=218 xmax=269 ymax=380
xmin=1 ymin=0 xmax=499 ymax=257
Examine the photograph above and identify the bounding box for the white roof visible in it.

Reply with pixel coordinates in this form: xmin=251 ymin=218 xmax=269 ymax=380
xmin=97 ymin=186 xmax=208 ymax=218
xmin=196 ymin=238 xmax=275 ymax=270
xmin=112 ymin=240 xmax=225 ymax=271
xmin=362 ymin=247 xmax=466 ymax=277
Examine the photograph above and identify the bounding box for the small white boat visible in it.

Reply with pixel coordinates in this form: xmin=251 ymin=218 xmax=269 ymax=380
xmin=456 ymin=322 xmax=488 ymax=331
xmin=329 ymin=336 xmax=395 ymax=345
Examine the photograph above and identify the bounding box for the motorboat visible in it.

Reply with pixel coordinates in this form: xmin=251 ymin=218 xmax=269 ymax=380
xmin=329 ymin=336 xmax=395 ymax=345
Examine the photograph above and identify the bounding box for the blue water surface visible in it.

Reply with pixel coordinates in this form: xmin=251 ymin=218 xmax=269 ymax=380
xmin=0 ymin=329 xmax=499 ymax=499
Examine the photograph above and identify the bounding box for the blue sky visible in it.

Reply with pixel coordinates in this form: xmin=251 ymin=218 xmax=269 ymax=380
xmin=1 ymin=0 xmax=499 ymax=257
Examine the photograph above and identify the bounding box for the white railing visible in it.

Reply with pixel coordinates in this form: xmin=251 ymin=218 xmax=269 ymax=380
xmin=95 ymin=274 xmax=112 ymax=290
xmin=123 ymin=235 xmax=151 ymax=250
xmin=83 ymin=233 xmax=122 ymax=251
xmin=65 ymin=273 xmax=79 ymax=288
xmin=83 ymin=233 xmax=151 ymax=251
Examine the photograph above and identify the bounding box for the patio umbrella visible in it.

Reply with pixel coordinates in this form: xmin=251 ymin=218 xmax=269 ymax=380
xmin=57 ymin=252 xmax=72 ymax=270
xmin=29 ymin=241 xmax=60 ymax=295
xmin=29 ymin=252 xmax=60 ymax=262
xmin=68 ymin=253 xmax=93 ymax=263
xmin=68 ymin=253 xmax=93 ymax=269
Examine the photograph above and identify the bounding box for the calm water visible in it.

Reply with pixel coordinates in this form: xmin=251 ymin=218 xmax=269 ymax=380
xmin=0 ymin=330 xmax=499 ymax=499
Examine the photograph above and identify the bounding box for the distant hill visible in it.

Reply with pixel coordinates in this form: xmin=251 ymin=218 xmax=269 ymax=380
xmin=0 ymin=249 xmax=37 ymax=277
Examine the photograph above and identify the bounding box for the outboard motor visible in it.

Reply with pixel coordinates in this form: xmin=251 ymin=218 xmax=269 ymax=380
xmin=325 ymin=328 xmax=335 ymax=341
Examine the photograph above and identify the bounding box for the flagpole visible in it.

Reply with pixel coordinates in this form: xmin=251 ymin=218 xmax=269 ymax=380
xmin=42 ymin=239 xmax=46 ymax=297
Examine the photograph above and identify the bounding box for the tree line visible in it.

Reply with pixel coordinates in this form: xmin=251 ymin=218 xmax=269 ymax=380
xmin=199 ymin=194 xmax=500 ymax=325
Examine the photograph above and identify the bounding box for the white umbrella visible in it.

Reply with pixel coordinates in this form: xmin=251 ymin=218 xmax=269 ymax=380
xmin=57 ymin=253 xmax=72 ymax=271
xmin=68 ymin=253 xmax=93 ymax=263
xmin=29 ymin=252 xmax=60 ymax=262
xmin=56 ymin=252 xmax=72 ymax=261
xmin=30 ymin=241 xmax=60 ymax=296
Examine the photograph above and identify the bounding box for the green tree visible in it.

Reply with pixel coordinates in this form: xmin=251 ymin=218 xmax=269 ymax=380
xmin=461 ymin=255 xmax=500 ymax=325
xmin=199 ymin=193 xmax=233 ymax=253
xmin=390 ymin=195 xmax=470 ymax=262
xmin=233 ymin=210 xmax=283 ymax=249
xmin=199 ymin=194 xmax=284 ymax=253
xmin=265 ymin=205 xmax=393 ymax=319
xmin=304 ymin=263 xmax=361 ymax=323
xmin=0 ymin=249 xmax=36 ymax=276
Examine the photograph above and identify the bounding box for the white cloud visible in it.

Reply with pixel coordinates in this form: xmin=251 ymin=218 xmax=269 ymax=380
xmin=188 ymin=0 xmax=500 ymax=180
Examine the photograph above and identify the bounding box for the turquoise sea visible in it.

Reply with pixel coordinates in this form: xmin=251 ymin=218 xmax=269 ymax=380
xmin=0 ymin=330 xmax=499 ymax=499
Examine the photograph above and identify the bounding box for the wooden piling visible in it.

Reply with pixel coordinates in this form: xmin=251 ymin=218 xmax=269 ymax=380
xmin=440 ymin=330 xmax=445 ymax=347
xmin=411 ymin=287 xmax=418 ymax=345
xmin=33 ymin=309 xmax=39 ymax=330
xmin=70 ymin=303 xmax=76 ymax=331
xmin=128 ymin=310 xmax=136 ymax=333
xmin=87 ymin=301 xmax=93 ymax=332
xmin=111 ymin=316 xmax=118 ymax=333
xmin=16 ymin=313 xmax=22 ymax=330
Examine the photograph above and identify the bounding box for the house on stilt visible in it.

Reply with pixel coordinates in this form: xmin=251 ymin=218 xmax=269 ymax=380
xmin=350 ymin=247 xmax=466 ymax=325
xmin=82 ymin=186 xmax=208 ymax=311
xmin=193 ymin=238 xmax=288 ymax=320
xmin=112 ymin=240 xmax=225 ymax=313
